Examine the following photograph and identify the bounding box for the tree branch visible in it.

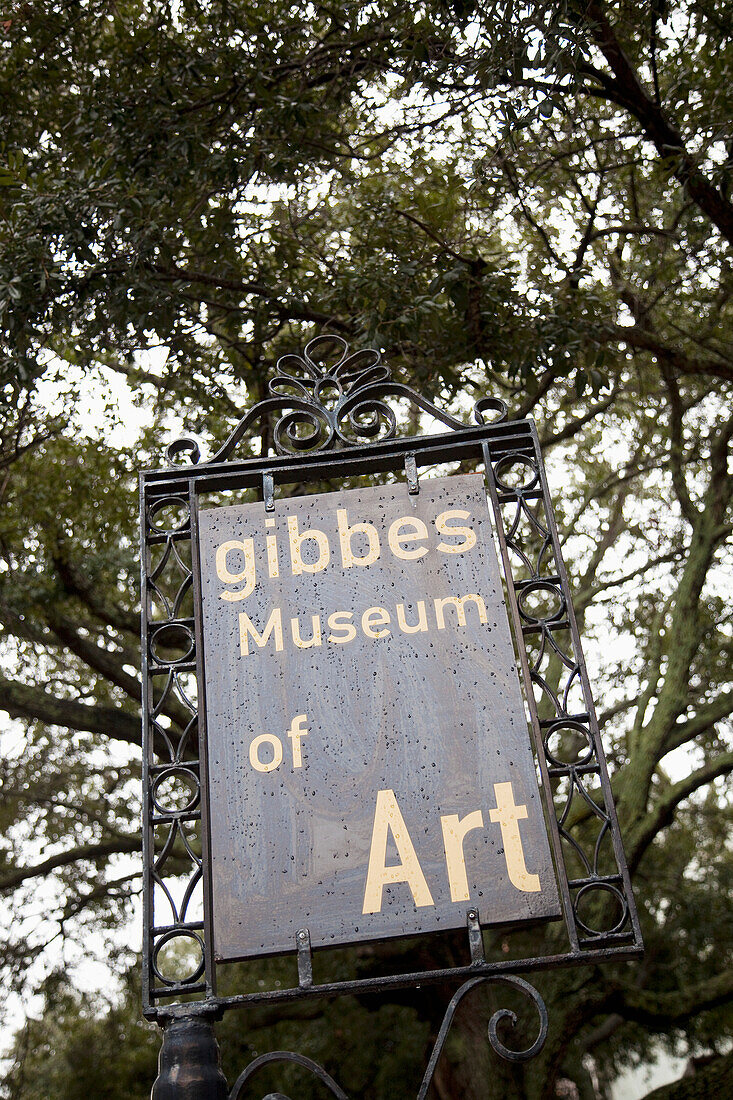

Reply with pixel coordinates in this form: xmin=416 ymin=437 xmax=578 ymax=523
xmin=628 ymin=750 xmax=733 ymax=871
xmin=148 ymin=262 xmax=353 ymax=333
xmin=0 ymin=837 xmax=141 ymax=891
xmin=608 ymin=966 xmax=733 ymax=1028
xmin=0 ymin=424 xmax=63 ymax=473
xmin=605 ymin=324 xmax=733 ymax=384
xmin=515 ymin=369 xmax=561 ymax=418
xmin=663 ymin=690 xmax=733 ymax=756
xmin=660 ymin=365 xmax=699 ymax=525
xmin=394 ymin=208 xmax=477 ymax=265
xmin=0 ymin=673 xmax=141 ymax=747
xmin=45 ymin=613 xmax=142 ymax=705
xmin=598 ymin=695 xmax=642 ymax=729
xmin=496 ymin=152 xmax=565 ymax=266
xmin=58 ymin=871 xmax=142 ymax=922
xmin=52 ymin=539 xmax=140 ymax=636
xmin=541 ymin=386 xmax=620 ymax=449
xmin=623 ymin=443 xmax=733 ymax=814
xmin=582 ymin=1 xmax=733 ymax=247
xmin=579 ymin=550 xmax=681 ymax=608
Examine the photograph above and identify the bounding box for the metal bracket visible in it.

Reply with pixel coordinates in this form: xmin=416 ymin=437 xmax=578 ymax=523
xmin=467 ymin=908 xmax=485 ymax=965
xmin=296 ymin=928 xmax=313 ymax=988
xmin=405 ymin=452 xmax=419 ymax=494
xmin=263 ymin=472 xmax=275 ymax=512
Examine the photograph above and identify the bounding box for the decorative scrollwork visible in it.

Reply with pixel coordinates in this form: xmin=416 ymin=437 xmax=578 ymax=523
xmin=473 ymin=395 xmax=509 ymax=426
xmin=229 ymin=1050 xmax=349 ymax=1100
xmin=166 ymin=436 xmax=201 ymax=467
xmin=226 ymin=976 xmax=547 ymax=1099
xmin=488 ymin=444 xmax=634 ymax=944
xmin=417 ymin=975 xmax=548 ymax=1100
xmin=165 ymin=335 xmax=508 ymax=464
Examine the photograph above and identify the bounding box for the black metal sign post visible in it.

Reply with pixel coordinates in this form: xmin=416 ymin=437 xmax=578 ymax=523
xmin=139 ymin=337 xmax=642 ymax=1098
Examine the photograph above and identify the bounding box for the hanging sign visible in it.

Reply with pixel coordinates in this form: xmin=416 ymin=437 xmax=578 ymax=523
xmin=196 ymin=473 xmax=560 ymax=961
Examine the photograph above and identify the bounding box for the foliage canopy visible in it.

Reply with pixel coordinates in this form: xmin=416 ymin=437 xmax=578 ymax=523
xmin=1 ymin=2 xmax=732 ymax=1097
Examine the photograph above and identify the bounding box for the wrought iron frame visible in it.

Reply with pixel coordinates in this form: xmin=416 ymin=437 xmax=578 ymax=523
xmin=140 ymin=336 xmax=642 ymax=1096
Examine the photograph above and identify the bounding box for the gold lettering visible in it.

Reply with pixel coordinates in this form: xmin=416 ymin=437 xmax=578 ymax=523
xmin=362 ymin=606 xmax=391 ymax=639
xmin=216 ymin=538 xmax=255 ymax=601
xmin=434 ymin=593 xmax=487 ymax=629
xmin=395 ymin=601 xmax=428 ymax=634
xmin=435 ymin=509 xmax=476 ymax=554
xmin=287 ymin=516 xmax=330 ymax=575
xmin=265 ymin=518 xmax=279 ymax=578
xmin=286 ymin=714 xmax=309 ymax=767
xmin=291 ymin=614 xmax=323 ymax=649
xmin=239 ymin=608 xmax=284 ymax=656
xmin=440 ymin=810 xmax=484 ymax=902
xmin=362 ymin=789 xmax=434 ymax=913
xmin=249 ymin=733 xmax=283 ymax=772
xmin=489 ymin=782 xmax=541 ymax=892
xmin=388 ymin=517 xmax=429 ymax=560
xmin=337 ymin=508 xmax=381 ymax=568
xmin=327 ymin=610 xmax=357 ymax=644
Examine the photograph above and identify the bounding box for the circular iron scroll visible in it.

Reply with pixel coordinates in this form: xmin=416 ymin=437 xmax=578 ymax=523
xmin=229 ymin=1051 xmax=348 ymax=1100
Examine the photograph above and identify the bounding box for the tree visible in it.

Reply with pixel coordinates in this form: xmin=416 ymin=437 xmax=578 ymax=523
xmin=1 ymin=2 xmax=731 ymax=1097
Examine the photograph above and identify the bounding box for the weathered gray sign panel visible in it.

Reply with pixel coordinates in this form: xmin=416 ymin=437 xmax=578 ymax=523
xmin=197 ymin=474 xmax=560 ymax=961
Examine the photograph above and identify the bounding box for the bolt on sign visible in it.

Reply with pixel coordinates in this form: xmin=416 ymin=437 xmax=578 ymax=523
xmin=196 ymin=473 xmax=561 ymax=961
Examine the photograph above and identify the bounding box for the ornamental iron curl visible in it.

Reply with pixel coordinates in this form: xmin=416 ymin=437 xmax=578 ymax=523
xmin=165 ymin=335 xmax=508 ymax=465
xmin=416 ymin=974 xmax=548 ymax=1100
xmin=226 ymin=975 xmax=547 ymax=1100
xmin=229 ymin=1051 xmax=349 ymax=1100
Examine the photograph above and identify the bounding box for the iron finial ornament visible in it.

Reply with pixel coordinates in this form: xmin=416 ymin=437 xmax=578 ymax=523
xmin=165 ymin=335 xmax=508 ymax=466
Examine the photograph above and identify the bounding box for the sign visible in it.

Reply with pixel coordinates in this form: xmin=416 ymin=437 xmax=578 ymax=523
xmin=196 ymin=474 xmax=560 ymax=961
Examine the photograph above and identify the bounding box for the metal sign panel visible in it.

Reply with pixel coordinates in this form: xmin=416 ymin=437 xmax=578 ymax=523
xmin=197 ymin=473 xmax=560 ymax=961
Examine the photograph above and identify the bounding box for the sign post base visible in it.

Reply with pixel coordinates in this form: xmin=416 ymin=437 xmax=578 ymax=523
xmin=152 ymin=1016 xmax=229 ymax=1100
